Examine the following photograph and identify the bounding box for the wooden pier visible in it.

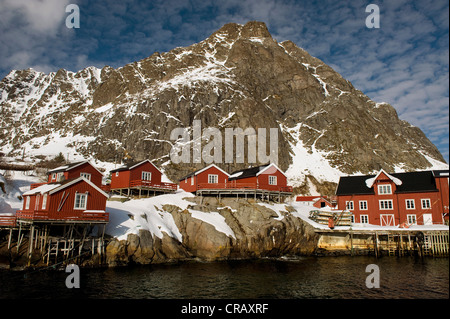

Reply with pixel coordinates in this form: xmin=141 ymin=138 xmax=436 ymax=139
xmin=315 ymin=229 xmax=449 ymax=257
xmin=1 ymin=217 xmax=108 ymax=268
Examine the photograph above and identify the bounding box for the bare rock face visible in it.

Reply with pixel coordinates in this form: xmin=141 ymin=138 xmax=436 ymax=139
xmin=1 ymin=21 xmax=447 ymax=193
xmin=105 ymin=197 xmax=320 ymax=266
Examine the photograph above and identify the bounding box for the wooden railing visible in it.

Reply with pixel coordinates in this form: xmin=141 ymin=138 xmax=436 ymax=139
xmin=197 ymin=183 xmax=293 ymax=193
xmin=0 ymin=215 xmax=17 ymax=227
xmin=16 ymin=210 xmax=109 ymax=222
xmin=130 ymin=180 xmax=178 ymax=191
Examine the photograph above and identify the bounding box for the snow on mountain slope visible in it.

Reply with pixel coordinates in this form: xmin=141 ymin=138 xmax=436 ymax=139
xmin=1 ymin=21 xmax=448 ymax=194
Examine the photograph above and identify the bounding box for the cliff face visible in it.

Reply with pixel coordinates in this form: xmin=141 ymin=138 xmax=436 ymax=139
xmin=1 ymin=21 xmax=447 ymax=195
xmin=105 ymin=197 xmax=319 ymax=266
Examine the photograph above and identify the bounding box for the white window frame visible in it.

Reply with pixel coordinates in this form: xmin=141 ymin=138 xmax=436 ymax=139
xmin=115 ymin=172 xmax=119 ymax=177
xmin=407 ymin=214 xmax=417 ymax=225
xmin=74 ymin=193 xmax=87 ymax=210
xmin=405 ymin=199 xmax=415 ymax=210
xmin=42 ymin=194 xmax=47 ymax=210
xmin=346 ymin=201 xmax=354 ymax=210
xmin=359 ymin=200 xmax=368 ymax=210
xmin=25 ymin=196 xmax=30 ymax=210
xmin=421 ymin=199 xmax=431 ymax=209
xmin=56 ymin=172 xmax=64 ymax=182
xmin=80 ymin=172 xmax=91 ymax=181
xmin=141 ymin=171 xmax=152 ymax=181
xmin=51 ymin=173 xmax=57 ymax=180
xmin=360 ymin=215 xmax=369 ymax=224
xmin=379 ymin=199 xmax=393 ymax=210
xmin=378 ymin=184 xmax=392 ymax=195
xmin=208 ymin=174 xmax=218 ymax=184
xmin=268 ymin=175 xmax=277 ymax=185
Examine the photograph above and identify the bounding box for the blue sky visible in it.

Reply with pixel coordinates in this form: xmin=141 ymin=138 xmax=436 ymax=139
xmin=0 ymin=0 xmax=448 ymax=163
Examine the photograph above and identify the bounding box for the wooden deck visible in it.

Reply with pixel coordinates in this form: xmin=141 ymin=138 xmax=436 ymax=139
xmin=111 ymin=179 xmax=177 ymax=198
xmin=196 ymin=183 xmax=293 ymax=203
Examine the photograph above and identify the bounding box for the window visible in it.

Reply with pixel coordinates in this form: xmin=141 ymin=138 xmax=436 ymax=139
xmin=359 ymin=200 xmax=368 ymax=210
xmin=346 ymin=201 xmax=354 ymax=210
xmin=115 ymin=172 xmax=119 ymax=177
xmin=360 ymin=215 xmax=369 ymax=224
xmin=421 ymin=199 xmax=431 ymax=209
xmin=42 ymin=194 xmax=47 ymax=210
xmin=268 ymin=176 xmax=277 ymax=185
xmin=378 ymin=184 xmax=392 ymax=194
xmin=379 ymin=200 xmax=393 ymax=210
xmin=191 ymin=177 xmax=194 ymax=185
xmin=74 ymin=193 xmax=87 ymax=210
xmin=405 ymin=199 xmax=415 ymax=210
xmin=141 ymin=171 xmax=151 ymax=181
xmin=208 ymin=174 xmax=218 ymax=184
xmin=56 ymin=172 xmax=64 ymax=182
xmin=407 ymin=214 xmax=417 ymax=225
xmin=80 ymin=172 xmax=91 ymax=181
xmin=25 ymin=196 xmax=30 ymax=210
xmin=51 ymin=173 xmax=56 ymax=180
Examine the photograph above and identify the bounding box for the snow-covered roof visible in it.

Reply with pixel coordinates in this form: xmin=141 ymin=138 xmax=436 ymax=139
xmin=23 ymin=183 xmax=61 ymax=196
xmin=256 ymin=163 xmax=287 ymax=178
xmin=365 ymin=169 xmax=402 ymax=188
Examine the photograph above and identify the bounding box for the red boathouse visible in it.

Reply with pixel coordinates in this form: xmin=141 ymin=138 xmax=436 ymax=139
xmin=179 ymin=164 xmax=230 ymax=193
xmin=17 ymin=176 xmax=109 ymax=222
xmin=227 ymin=163 xmax=292 ymax=193
xmin=46 ymin=161 xmax=104 ymax=187
xmin=110 ymin=160 xmax=177 ymax=196
xmin=335 ymin=169 xmax=449 ymax=226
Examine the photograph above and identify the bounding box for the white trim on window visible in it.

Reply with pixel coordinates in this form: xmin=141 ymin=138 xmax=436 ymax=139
xmin=405 ymin=199 xmax=415 ymax=210
xmin=360 ymin=215 xmax=369 ymax=224
xmin=74 ymin=193 xmax=87 ymax=210
xmin=268 ymin=175 xmax=277 ymax=185
xmin=346 ymin=201 xmax=354 ymax=210
xmin=208 ymin=174 xmax=218 ymax=184
xmin=379 ymin=199 xmax=393 ymax=210
xmin=378 ymin=184 xmax=392 ymax=195
xmin=141 ymin=171 xmax=151 ymax=181
xmin=80 ymin=172 xmax=91 ymax=181
xmin=42 ymin=194 xmax=47 ymax=210
xmin=407 ymin=214 xmax=417 ymax=225
xmin=421 ymin=199 xmax=431 ymax=209
xmin=359 ymin=200 xmax=368 ymax=210
xmin=25 ymin=196 xmax=30 ymax=210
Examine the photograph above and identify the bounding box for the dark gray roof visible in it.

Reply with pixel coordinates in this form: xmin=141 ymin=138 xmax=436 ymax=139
xmin=336 ymin=170 xmax=440 ymax=196
xmin=228 ymin=164 xmax=270 ymax=181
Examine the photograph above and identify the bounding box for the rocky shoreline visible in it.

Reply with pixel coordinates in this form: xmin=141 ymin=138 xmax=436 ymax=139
xmin=1 ymin=197 xmax=325 ymax=269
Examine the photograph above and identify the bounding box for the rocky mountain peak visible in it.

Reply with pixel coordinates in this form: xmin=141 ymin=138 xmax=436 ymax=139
xmin=0 ymin=21 xmax=447 ymax=195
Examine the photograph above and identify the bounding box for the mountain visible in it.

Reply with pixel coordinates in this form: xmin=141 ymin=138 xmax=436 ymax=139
xmin=0 ymin=21 xmax=447 ymax=194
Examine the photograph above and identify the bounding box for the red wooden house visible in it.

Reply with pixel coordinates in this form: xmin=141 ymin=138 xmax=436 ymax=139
xmin=45 ymin=161 xmax=104 ymax=187
xmin=179 ymin=164 xmax=230 ymax=193
xmin=16 ymin=176 xmax=109 ymax=222
xmin=336 ymin=169 xmax=449 ymax=226
xmin=228 ymin=163 xmax=292 ymax=193
xmin=110 ymin=160 xmax=177 ymax=195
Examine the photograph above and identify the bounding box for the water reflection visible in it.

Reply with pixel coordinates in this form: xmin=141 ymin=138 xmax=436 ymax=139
xmin=0 ymin=256 xmax=448 ymax=299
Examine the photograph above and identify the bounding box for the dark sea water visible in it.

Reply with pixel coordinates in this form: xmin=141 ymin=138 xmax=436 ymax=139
xmin=0 ymin=256 xmax=448 ymax=300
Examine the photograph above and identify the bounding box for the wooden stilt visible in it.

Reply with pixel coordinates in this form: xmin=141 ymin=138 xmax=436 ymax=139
xmin=7 ymin=228 xmax=13 ymax=250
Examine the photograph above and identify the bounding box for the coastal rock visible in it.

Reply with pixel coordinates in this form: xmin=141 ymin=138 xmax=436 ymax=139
xmin=104 ymin=197 xmax=320 ymax=266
